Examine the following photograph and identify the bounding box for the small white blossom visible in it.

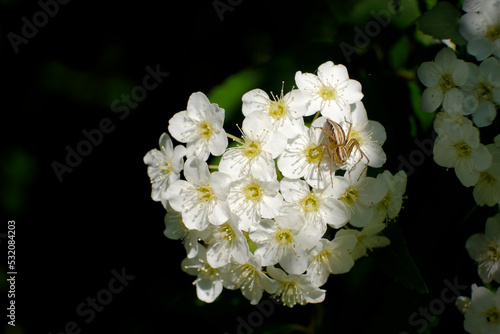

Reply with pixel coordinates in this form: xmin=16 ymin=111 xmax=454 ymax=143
xmin=168 ymin=92 xmax=228 ymax=161
xmin=165 ymin=157 xmax=232 ymax=231
xmin=277 ymin=122 xmax=332 ymax=189
xmin=203 ymin=213 xmax=250 ymax=268
xmin=143 ymin=133 xmax=186 ymax=207
xmin=250 ymin=208 xmax=321 ymax=275
xmin=417 ymin=47 xmax=469 ymax=114
xmin=461 ymin=57 xmax=500 ymax=127
xmin=336 ymin=221 xmax=390 ymax=260
xmin=373 ymin=170 xmax=407 ymax=223
xmin=460 ymin=284 xmax=500 ymax=334
xmin=280 ymin=177 xmax=349 ymax=234
xmin=267 ymin=265 xmax=326 ymax=308
xmin=433 ymin=114 xmax=492 ymax=187
xmin=460 ymin=0 xmax=500 ymax=61
xmin=242 ymin=87 xmax=310 ymax=138
xmin=473 ymin=136 xmax=500 ymax=206
xmin=330 ymin=166 xmax=388 ymax=228
xmin=163 ymin=205 xmax=209 ymax=258
xmin=181 ymin=247 xmax=225 ymax=303
xmin=219 ymin=111 xmax=286 ymax=181
xmin=295 ymin=61 xmax=363 ymax=119
xmin=466 ymin=214 xmax=500 ymax=283
xmin=221 ymin=254 xmax=278 ymax=305
xmin=228 ymin=176 xmax=283 ymax=232
xmin=307 ymin=235 xmax=357 ymax=287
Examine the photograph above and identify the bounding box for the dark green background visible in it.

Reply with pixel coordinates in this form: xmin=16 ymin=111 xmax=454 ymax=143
xmin=1 ymin=0 xmax=497 ymax=333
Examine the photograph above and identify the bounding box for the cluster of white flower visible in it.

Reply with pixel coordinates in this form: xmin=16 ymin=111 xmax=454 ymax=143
xmin=417 ymin=0 xmax=500 ymax=208
xmin=144 ymin=60 xmax=407 ymax=307
xmin=457 ymin=214 xmax=500 ymax=333
xmin=439 ymin=2 xmax=500 ymax=332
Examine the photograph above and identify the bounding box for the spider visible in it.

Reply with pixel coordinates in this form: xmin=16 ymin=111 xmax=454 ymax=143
xmin=313 ymin=119 xmax=369 ymax=184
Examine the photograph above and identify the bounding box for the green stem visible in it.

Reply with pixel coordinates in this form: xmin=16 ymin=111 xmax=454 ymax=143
xmin=226 ymin=132 xmax=244 ymax=144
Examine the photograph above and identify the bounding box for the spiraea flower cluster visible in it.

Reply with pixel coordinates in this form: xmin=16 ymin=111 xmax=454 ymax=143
xmin=417 ymin=0 xmax=500 ymax=208
xmin=144 ymin=61 xmax=407 ymax=307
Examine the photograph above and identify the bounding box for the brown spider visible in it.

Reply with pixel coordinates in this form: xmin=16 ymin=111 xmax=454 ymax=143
xmin=313 ymin=119 xmax=369 ymax=184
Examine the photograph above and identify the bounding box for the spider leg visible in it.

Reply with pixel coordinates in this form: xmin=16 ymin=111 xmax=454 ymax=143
xmin=345 ymin=139 xmax=369 ymax=181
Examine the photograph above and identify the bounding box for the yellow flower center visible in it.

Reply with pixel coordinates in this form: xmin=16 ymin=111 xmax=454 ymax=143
xmin=486 ymin=25 xmax=500 ymax=41
xmin=275 ymin=229 xmax=293 ymax=245
xmin=276 ymin=281 xmax=306 ymax=307
xmin=244 ymin=140 xmax=261 ymax=159
xmin=319 ymin=86 xmax=336 ymax=100
xmin=315 ymin=249 xmax=332 ymax=263
xmin=302 ymin=193 xmax=320 ymax=212
xmin=486 ymin=307 xmax=500 ymax=323
xmin=439 ymin=74 xmax=455 ymax=92
xmin=476 ymin=82 xmax=493 ymax=102
xmin=197 ymin=185 xmax=214 ymax=202
xmin=305 ymin=145 xmax=324 ymax=163
xmin=488 ymin=243 xmax=500 ymax=262
xmin=199 ymin=122 xmax=213 ymax=139
xmin=341 ymin=187 xmax=358 ymax=204
xmin=349 ymin=130 xmax=363 ymax=145
xmin=244 ymin=183 xmax=263 ymax=202
xmin=268 ymin=100 xmax=287 ymax=120
xmin=159 ymin=162 xmax=172 ymax=174
xmin=455 ymin=142 xmax=471 ymax=158
xmin=220 ymin=224 xmax=236 ymax=241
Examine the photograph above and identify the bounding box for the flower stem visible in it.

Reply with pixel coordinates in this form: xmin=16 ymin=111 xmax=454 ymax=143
xmin=226 ymin=132 xmax=244 ymax=144
xmin=208 ymin=165 xmax=219 ymax=170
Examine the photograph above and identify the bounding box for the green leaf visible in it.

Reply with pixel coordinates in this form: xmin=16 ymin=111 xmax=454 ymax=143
xmin=416 ymin=2 xmax=466 ymax=46
xmin=408 ymin=81 xmax=435 ymax=133
xmin=208 ymin=67 xmax=263 ymax=124
xmin=389 ymin=35 xmax=410 ymax=69
xmin=372 ymin=221 xmax=429 ymax=294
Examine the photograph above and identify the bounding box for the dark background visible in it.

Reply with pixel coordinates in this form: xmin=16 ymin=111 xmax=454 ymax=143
xmin=1 ymin=0 xmax=496 ymax=333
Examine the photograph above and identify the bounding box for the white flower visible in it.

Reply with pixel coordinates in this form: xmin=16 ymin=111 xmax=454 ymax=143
xmin=322 ymin=101 xmax=387 ymax=169
xmin=473 ymin=137 xmax=500 ymax=206
xmin=463 ymin=0 xmax=487 ymax=12
xmin=249 ymin=208 xmax=321 ymax=275
xmin=221 ymin=254 xmax=278 ymax=305
xmin=461 ymin=57 xmax=500 ymax=127
xmin=165 ymin=157 xmax=232 ymax=231
xmin=280 ymin=177 xmax=349 ymax=234
xmin=228 ymin=176 xmax=283 ymax=232
xmin=330 ymin=166 xmax=388 ymax=228
xmin=306 ymin=235 xmax=357 ymax=287
xmin=267 ymin=265 xmax=325 ymax=308
xmin=242 ymin=87 xmax=310 ymax=138
xmin=163 ymin=205 xmax=209 ymax=258
xmin=277 ymin=122 xmax=332 ymax=189
xmin=168 ymin=92 xmax=228 ymax=161
xmin=295 ymin=61 xmax=363 ymax=119
xmin=372 ymin=170 xmax=407 ymax=223
xmin=219 ymin=111 xmax=286 ymax=181
xmin=460 ymin=0 xmax=500 ymax=61
xmin=417 ymin=47 xmax=469 ymax=114
xmin=466 ymin=214 xmax=500 ymax=283
xmin=461 ymin=284 xmax=500 ymax=334
xmin=336 ymin=221 xmax=390 ymax=260
xmin=203 ymin=213 xmax=250 ymax=268
xmin=181 ymin=247 xmax=225 ymax=303
xmin=433 ymin=115 xmax=492 ymax=187
xmin=143 ymin=133 xmax=186 ymax=207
